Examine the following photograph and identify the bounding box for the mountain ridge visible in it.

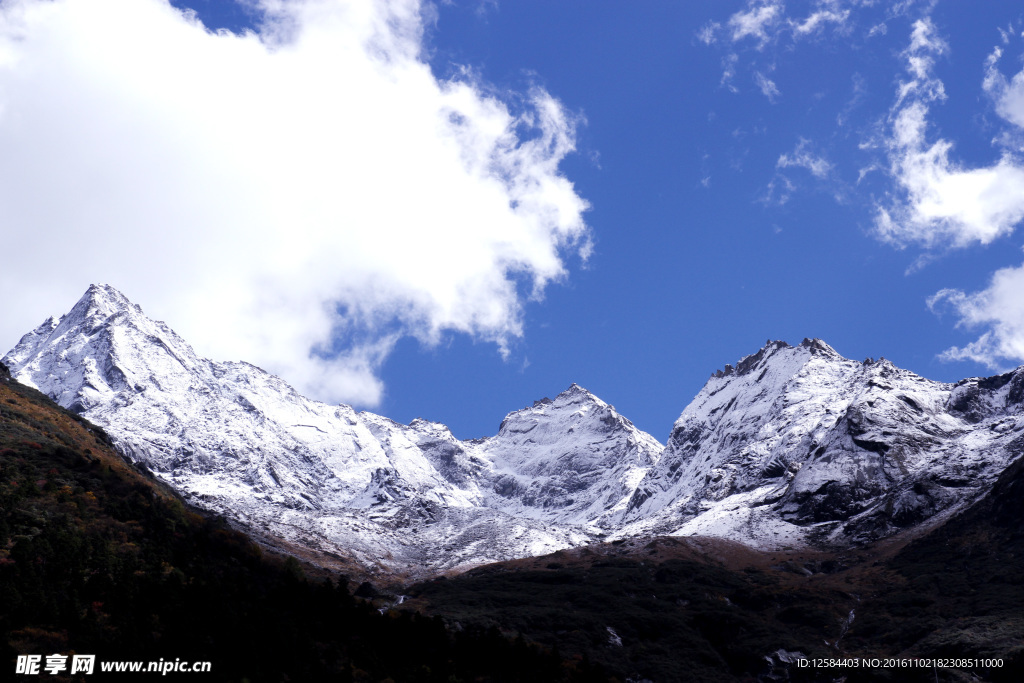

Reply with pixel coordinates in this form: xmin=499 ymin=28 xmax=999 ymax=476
xmin=6 ymin=284 xmax=1024 ymax=577
xmin=3 ymin=285 xmax=663 ymax=576
xmin=621 ymin=335 xmax=1024 ymax=551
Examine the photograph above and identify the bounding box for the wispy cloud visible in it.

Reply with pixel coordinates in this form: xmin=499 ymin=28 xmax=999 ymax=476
xmin=762 ymin=174 xmax=796 ymax=206
xmin=777 ymin=139 xmax=833 ymax=178
xmin=791 ymin=3 xmax=851 ymax=37
xmin=725 ymin=0 xmax=856 ymax=47
xmin=763 ymin=138 xmax=835 ymax=206
xmin=709 ymin=1 xmax=863 ymax=92
xmin=697 ymin=21 xmax=720 ymax=46
xmin=753 ymin=71 xmax=781 ymax=102
xmin=0 ymin=0 xmax=590 ymax=407
xmin=728 ymin=0 xmax=784 ymax=48
xmin=720 ymin=52 xmax=740 ymax=92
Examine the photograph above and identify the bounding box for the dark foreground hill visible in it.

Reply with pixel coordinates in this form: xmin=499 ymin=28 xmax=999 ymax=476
xmin=400 ymin=461 xmax=1024 ymax=682
xmin=0 ymin=362 xmax=608 ymax=682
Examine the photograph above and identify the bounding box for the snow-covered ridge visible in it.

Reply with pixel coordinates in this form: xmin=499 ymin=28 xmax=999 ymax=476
xmin=621 ymin=337 xmax=1024 ymax=549
xmin=6 ymin=285 xmax=1024 ymax=573
xmin=2 ymin=285 xmax=662 ymax=574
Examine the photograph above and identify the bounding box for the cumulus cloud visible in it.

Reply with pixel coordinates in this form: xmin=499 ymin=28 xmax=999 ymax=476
xmin=929 ymin=263 xmax=1024 ymax=368
xmin=868 ymin=21 xmax=1024 ymax=369
xmin=874 ymin=18 xmax=1024 ymax=249
xmin=0 ymin=0 xmax=591 ymax=407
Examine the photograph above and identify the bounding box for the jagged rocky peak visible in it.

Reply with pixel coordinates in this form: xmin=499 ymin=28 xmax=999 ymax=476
xmin=712 ymin=339 xmax=789 ymax=378
xmin=798 ymin=336 xmax=842 ymax=356
xmin=547 ymin=382 xmax=602 ymax=406
xmin=38 ymin=284 xmax=144 ymax=343
xmin=708 ymin=338 xmax=845 ymax=380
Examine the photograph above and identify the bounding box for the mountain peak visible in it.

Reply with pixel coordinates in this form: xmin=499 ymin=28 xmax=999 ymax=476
xmin=710 ymin=338 xmax=846 ymax=380
xmin=3 ymin=285 xmax=671 ymax=572
xmin=529 ymin=384 xmax=600 ymax=409
xmin=711 ymin=339 xmax=789 ymax=379
xmin=798 ymin=337 xmax=840 ymax=357
xmin=69 ymin=283 xmax=139 ymax=323
xmin=85 ymin=282 xmax=123 ymax=300
xmin=558 ymin=382 xmax=595 ymax=399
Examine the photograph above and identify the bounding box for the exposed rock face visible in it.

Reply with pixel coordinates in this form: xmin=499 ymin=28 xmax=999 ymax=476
xmin=6 ymin=285 xmax=1024 ymax=573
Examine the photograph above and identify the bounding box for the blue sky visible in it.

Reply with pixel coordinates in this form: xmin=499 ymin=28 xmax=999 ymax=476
xmin=415 ymin=0 xmax=1024 ymax=438
xmin=2 ymin=1 xmax=1024 ymax=440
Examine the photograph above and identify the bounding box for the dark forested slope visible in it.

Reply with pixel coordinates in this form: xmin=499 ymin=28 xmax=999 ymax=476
xmin=0 ymin=362 xmax=606 ymax=682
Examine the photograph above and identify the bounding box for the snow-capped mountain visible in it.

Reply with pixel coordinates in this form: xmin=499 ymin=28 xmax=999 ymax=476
xmin=621 ymin=338 xmax=1024 ymax=549
xmin=5 ymin=285 xmax=1024 ymax=574
xmin=2 ymin=285 xmax=661 ymax=575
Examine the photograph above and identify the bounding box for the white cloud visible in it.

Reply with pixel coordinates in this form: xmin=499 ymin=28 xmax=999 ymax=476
xmin=791 ymin=5 xmax=850 ymax=37
xmin=725 ymin=0 xmax=855 ymax=47
xmin=867 ymin=23 xmax=887 ymax=38
xmin=728 ymin=0 xmax=783 ymax=48
xmin=929 ymin=262 xmax=1024 ymax=368
xmin=761 ymin=174 xmax=796 ymax=206
xmin=712 ymin=1 xmax=860 ymax=93
xmin=984 ymin=45 xmax=1024 ymax=129
xmin=764 ymin=138 xmax=838 ymax=205
xmin=720 ymin=52 xmax=739 ymax=92
xmin=874 ymin=18 xmax=1024 ymax=249
xmin=870 ymin=20 xmax=1024 ymax=369
xmin=697 ymin=21 xmax=720 ymax=46
xmin=777 ymin=139 xmax=832 ymax=178
xmin=0 ymin=0 xmax=590 ymax=407
xmin=753 ymin=71 xmax=781 ymax=102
